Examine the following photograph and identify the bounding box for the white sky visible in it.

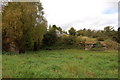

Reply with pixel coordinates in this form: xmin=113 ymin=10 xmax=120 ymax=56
xmin=41 ymin=0 xmax=119 ymax=31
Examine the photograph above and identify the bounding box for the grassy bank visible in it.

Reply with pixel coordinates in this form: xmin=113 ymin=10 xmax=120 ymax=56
xmin=2 ymin=49 xmax=118 ymax=78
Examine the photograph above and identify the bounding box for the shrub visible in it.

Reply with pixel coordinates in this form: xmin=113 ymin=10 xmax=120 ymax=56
xmin=63 ymin=36 xmax=76 ymax=45
xmin=42 ymin=28 xmax=58 ymax=47
xmin=94 ymin=42 xmax=103 ymax=48
xmin=104 ymin=40 xmax=118 ymax=50
xmin=91 ymin=42 xmax=104 ymax=51
xmin=75 ymin=37 xmax=86 ymax=49
xmin=97 ymin=37 xmax=104 ymax=41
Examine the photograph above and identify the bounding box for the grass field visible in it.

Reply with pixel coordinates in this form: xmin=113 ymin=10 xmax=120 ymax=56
xmin=2 ymin=49 xmax=118 ymax=78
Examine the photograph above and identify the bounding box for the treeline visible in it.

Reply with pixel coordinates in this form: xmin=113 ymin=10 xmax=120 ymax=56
xmin=41 ymin=25 xmax=119 ymax=50
xmin=2 ymin=2 xmax=119 ymax=53
xmin=71 ymin=26 xmax=118 ymax=42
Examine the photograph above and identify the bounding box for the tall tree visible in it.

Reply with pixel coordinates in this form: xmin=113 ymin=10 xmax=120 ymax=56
xmin=58 ymin=27 xmax=62 ymax=34
xmin=2 ymin=2 xmax=47 ymax=53
xmin=68 ymin=27 xmax=76 ymax=36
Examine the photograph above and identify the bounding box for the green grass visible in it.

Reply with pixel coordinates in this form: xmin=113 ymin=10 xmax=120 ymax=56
xmin=2 ymin=49 xmax=118 ymax=78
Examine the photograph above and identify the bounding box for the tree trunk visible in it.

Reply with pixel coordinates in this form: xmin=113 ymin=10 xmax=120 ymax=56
xmin=33 ymin=42 xmax=38 ymax=51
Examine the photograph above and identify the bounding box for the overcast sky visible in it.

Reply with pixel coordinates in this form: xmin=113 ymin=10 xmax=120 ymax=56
xmin=41 ymin=0 xmax=119 ymax=31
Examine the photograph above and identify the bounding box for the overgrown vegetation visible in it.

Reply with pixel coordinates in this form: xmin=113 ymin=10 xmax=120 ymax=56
xmin=41 ymin=25 xmax=119 ymax=50
xmin=2 ymin=2 xmax=119 ymax=53
xmin=3 ymin=49 xmax=118 ymax=78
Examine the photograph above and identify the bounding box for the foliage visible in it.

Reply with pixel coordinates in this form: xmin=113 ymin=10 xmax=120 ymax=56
xmin=62 ymin=36 xmax=76 ymax=46
xmin=68 ymin=27 xmax=76 ymax=36
xmin=42 ymin=26 xmax=58 ymax=47
xmin=2 ymin=2 xmax=119 ymax=52
xmin=2 ymin=2 xmax=47 ymax=53
xmin=63 ymin=31 xmax=67 ymax=34
xmin=76 ymin=30 xmax=84 ymax=36
xmin=97 ymin=37 xmax=104 ymax=41
xmin=75 ymin=26 xmax=118 ymax=44
xmin=103 ymin=40 xmax=118 ymax=50
xmin=94 ymin=42 xmax=103 ymax=48
xmin=75 ymin=36 xmax=86 ymax=49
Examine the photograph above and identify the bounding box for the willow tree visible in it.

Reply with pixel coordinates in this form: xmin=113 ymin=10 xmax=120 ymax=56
xmin=2 ymin=2 xmax=47 ymax=53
